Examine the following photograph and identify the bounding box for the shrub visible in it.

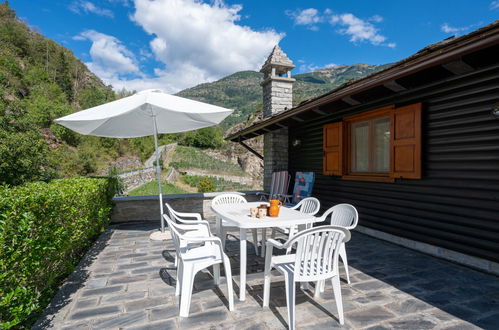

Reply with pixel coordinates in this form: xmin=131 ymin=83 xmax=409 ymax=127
xmin=197 ymin=177 xmax=215 ymax=193
xmin=107 ymin=166 xmax=125 ymax=196
xmin=0 ymin=177 xmax=116 ymax=328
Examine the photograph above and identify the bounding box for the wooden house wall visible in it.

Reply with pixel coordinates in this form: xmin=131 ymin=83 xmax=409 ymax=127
xmin=288 ymin=63 xmax=499 ymax=263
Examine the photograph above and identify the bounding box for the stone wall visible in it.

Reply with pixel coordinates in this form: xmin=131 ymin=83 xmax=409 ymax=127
xmin=97 ymin=156 xmax=143 ymax=175
xmin=179 ymin=169 xmax=257 ymax=187
xmin=118 ymin=167 xmax=156 ymax=193
xmin=263 ymin=128 xmax=289 ymax=191
xmin=111 ymin=191 xmax=261 ymax=222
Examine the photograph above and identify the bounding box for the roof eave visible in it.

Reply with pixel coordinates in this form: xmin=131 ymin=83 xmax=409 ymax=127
xmin=226 ymin=20 xmax=499 ymax=142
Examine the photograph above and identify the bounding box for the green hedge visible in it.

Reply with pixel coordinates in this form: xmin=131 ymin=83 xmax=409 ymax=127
xmin=0 ymin=178 xmax=116 ymax=328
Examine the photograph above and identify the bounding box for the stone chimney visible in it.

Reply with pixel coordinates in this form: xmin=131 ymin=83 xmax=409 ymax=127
xmin=260 ymin=45 xmax=295 ymax=118
xmin=260 ymin=45 xmax=295 ymax=191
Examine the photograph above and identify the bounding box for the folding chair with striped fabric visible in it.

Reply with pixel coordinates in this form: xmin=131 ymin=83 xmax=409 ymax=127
xmin=257 ymin=170 xmax=291 ymax=201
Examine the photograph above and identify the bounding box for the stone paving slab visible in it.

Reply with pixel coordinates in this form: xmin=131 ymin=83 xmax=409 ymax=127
xmin=34 ymin=222 xmax=499 ymax=329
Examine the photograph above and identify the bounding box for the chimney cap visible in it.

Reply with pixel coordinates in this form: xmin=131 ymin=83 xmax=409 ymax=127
xmin=260 ymin=45 xmax=295 ymax=74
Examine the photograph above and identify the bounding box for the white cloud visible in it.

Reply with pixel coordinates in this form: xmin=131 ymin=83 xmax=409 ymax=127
xmin=286 ymin=8 xmax=323 ymax=26
xmin=113 ymin=0 xmax=283 ymax=93
xmin=298 ymin=62 xmax=338 ymax=73
xmin=369 ymin=15 xmax=383 ymax=23
xmin=299 ymin=63 xmax=320 ymax=73
xmin=108 ymin=0 xmax=131 ymax=6
xmin=76 ymin=30 xmax=140 ymax=81
xmin=286 ymin=8 xmax=394 ymax=48
xmin=441 ymin=23 xmax=469 ymax=34
xmin=69 ymin=1 xmax=114 ymax=18
xmin=491 ymin=1 xmax=499 ymax=9
xmin=76 ymin=1 xmax=282 ymax=93
xmin=324 ymin=63 xmax=338 ymax=68
xmin=330 ymin=13 xmax=395 ymax=47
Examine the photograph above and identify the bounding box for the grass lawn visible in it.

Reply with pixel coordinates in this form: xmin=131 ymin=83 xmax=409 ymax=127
xmin=128 ymin=180 xmax=188 ymax=196
xmin=170 ymin=146 xmax=245 ymax=175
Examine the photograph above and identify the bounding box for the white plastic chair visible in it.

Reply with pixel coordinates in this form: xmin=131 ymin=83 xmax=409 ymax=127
xmin=165 ymin=202 xmax=210 ymax=231
xmin=263 ymin=226 xmax=350 ymax=329
xmin=269 ymin=197 xmax=321 ymax=254
xmin=212 ymin=193 xmax=259 ymax=255
xmin=315 ymin=204 xmax=358 ymax=286
xmin=164 ymin=202 xmax=212 ymax=267
xmin=163 ymin=213 xmax=234 ymax=317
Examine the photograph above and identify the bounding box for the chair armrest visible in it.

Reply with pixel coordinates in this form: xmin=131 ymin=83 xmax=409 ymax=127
xmin=176 ymin=219 xmax=212 ymax=235
xmin=181 ymin=235 xmax=221 ymax=243
xmin=315 ymin=207 xmax=336 ymax=223
xmin=174 ymin=211 xmax=202 ymax=221
xmin=175 ymin=221 xmax=208 ymax=231
xmin=181 ymin=235 xmax=224 ymax=256
xmin=265 ymin=238 xmax=285 ymax=249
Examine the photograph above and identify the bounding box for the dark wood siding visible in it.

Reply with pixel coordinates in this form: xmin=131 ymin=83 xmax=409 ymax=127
xmin=288 ymin=64 xmax=499 ymax=263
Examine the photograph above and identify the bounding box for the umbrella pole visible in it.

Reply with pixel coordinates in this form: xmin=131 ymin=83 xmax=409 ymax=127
xmin=153 ymin=116 xmax=165 ymax=233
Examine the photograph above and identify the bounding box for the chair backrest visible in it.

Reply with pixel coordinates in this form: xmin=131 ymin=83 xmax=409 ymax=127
xmin=269 ymin=171 xmax=290 ymax=199
xmin=294 ymin=197 xmax=320 ymax=215
xmin=288 ymin=226 xmax=347 ymax=282
xmin=326 ymin=204 xmax=358 ymax=230
xmin=211 ymin=193 xmax=247 ymax=206
xmin=163 ymin=213 xmax=182 ymax=256
xmin=291 ymin=172 xmax=315 ymax=204
xmin=164 ymin=202 xmax=177 ymax=222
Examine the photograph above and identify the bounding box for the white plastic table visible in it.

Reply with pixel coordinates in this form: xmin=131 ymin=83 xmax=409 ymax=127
xmin=211 ymin=201 xmax=316 ymax=301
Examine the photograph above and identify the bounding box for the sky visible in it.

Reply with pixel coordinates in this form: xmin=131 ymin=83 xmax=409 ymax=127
xmin=9 ymin=0 xmax=499 ymax=93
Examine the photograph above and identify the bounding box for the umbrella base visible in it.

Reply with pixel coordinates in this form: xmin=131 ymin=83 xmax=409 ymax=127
xmin=149 ymin=230 xmax=171 ymax=241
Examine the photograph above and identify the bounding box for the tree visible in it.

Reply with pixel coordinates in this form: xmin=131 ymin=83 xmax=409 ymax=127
xmin=0 ymin=130 xmax=48 ymax=185
xmin=180 ymin=126 xmax=225 ymax=149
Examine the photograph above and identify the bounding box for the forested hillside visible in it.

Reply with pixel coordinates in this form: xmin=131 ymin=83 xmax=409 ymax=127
xmin=0 ymin=3 xmax=120 ymax=185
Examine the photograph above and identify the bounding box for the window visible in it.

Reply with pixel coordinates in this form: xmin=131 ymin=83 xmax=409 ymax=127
xmin=323 ymin=103 xmax=422 ymax=181
xmin=351 ymin=117 xmax=391 ymax=173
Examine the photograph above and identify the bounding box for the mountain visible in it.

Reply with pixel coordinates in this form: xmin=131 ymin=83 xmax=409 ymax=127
xmin=0 ymin=3 xmax=119 ymax=185
xmin=177 ymin=63 xmax=392 ymax=129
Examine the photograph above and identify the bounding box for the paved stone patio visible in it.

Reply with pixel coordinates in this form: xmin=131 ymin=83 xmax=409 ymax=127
xmin=35 ymin=222 xmax=499 ymax=329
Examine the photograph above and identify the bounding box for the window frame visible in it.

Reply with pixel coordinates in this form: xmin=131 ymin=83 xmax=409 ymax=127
xmin=322 ymin=103 xmax=422 ymax=182
xmin=343 ymin=106 xmax=395 ymax=181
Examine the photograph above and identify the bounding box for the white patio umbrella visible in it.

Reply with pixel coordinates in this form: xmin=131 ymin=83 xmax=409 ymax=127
xmin=55 ymin=89 xmax=232 ymax=240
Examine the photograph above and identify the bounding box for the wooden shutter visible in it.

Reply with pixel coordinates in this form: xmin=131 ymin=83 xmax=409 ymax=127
xmin=391 ymin=103 xmax=422 ymax=179
xmin=323 ymin=122 xmax=344 ymax=176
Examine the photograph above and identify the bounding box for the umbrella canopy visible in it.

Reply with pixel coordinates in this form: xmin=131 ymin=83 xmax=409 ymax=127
xmin=55 ymin=89 xmax=232 ymax=137
xmin=55 ymin=89 xmax=233 ymax=240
